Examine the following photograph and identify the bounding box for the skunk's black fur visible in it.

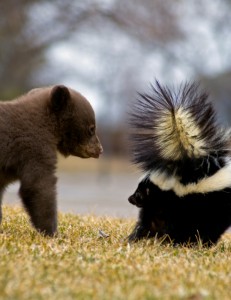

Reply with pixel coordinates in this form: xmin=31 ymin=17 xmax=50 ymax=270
xmin=128 ymin=177 xmax=231 ymax=246
xmin=128 ymin=80 xmax=231 ymax=246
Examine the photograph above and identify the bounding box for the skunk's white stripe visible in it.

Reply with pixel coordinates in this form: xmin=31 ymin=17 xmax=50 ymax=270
xmin=149 ymin=162 xmax=231 ymax=197
xmin=149 ymin=171 xmax=179 ymax=191
xmin=156 ymin=107 xmax=207 ymax=160
xmin=174 ymin=163 xmax=231 ymax=196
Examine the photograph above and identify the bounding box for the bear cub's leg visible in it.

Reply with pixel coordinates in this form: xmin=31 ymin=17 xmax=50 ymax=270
xmin=19 ymin=172 xmax=57 ymax=236
xmin=0 ymin=181 xmax=8 ymax=225
xmin=0 ymin=190 xmax=3 ymax=224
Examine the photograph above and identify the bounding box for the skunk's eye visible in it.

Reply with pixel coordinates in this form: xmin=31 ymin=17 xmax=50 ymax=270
xmin=89 ymin=125 xmax=95 ymax=136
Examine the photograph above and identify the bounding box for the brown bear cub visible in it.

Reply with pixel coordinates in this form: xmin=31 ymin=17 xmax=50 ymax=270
xmin=0 ymin=85 xmax=103 ymax=236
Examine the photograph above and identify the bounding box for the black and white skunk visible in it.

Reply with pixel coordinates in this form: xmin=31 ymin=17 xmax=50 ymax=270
xmin=127 ymin=80 xmax=231 ymax=246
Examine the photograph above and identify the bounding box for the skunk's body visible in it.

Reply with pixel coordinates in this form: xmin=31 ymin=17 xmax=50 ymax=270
xmin=128 ymin=81 xmax=231 ymax=245
xmin=128 ymin=177 xmax=231 ymax=245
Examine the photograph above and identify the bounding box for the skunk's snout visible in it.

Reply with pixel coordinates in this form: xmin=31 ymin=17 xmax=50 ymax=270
xmin=128 ymin=194 xmax=143 ymax=208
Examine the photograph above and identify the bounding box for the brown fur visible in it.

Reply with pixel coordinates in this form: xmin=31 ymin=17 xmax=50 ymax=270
xmin=0 ymin=85 xmax=103 ymax=236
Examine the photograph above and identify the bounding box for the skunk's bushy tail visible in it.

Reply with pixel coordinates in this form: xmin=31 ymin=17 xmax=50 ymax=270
xmin=129 ymin=80 xmax=230 ymax=183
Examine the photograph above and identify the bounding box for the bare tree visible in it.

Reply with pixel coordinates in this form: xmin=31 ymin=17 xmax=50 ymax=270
xmin=0 ymin=1 xmax=102 ymax=98
xmin=0 ymin=0 xmax=182 ymax=99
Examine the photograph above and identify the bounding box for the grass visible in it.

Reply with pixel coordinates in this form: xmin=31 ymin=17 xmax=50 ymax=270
xmin=0 ymin=205 xmax=231 ymax=300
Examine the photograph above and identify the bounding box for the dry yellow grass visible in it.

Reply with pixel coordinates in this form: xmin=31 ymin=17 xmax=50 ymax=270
xmin=0 ymin=205 xmax=231 ymax=300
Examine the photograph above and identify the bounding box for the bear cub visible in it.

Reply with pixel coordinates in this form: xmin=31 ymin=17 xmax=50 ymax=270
xmin=0 ymin=85 xmax=103 ymax=236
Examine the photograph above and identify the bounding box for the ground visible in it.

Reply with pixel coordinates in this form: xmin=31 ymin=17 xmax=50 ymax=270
xmin=0 ymin=206 xmax=231 ymax=300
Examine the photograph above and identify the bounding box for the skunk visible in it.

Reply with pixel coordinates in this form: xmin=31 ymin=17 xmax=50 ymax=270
xmin=127 ymin=80 xmax=231 ymax=246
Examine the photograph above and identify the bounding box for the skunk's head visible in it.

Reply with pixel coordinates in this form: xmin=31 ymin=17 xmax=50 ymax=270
xmin=128 ymin=179 xmax=151 ymax=208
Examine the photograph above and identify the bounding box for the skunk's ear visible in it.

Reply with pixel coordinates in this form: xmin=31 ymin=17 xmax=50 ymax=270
xmin=50 ymin=85 xmax=70 ymax=112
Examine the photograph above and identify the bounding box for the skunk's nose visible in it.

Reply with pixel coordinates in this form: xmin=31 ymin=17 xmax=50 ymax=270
xmin=128 ymin=195 xmax=138 ymax=206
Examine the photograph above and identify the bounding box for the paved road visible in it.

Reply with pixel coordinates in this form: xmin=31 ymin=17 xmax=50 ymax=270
xmin=3 ymin=171 xmax=139 ymax=218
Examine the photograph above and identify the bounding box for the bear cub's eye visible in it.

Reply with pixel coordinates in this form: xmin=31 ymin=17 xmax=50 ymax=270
xmin=89 ymin=125 xmax=95 ymax=136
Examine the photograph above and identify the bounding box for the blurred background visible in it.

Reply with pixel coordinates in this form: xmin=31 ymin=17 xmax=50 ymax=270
xmin=1 ymin=0 xmax=231 ymax=219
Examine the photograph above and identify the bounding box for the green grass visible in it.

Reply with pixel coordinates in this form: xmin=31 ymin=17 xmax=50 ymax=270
xmin=0 ymin=205 xmax=231 ymax=300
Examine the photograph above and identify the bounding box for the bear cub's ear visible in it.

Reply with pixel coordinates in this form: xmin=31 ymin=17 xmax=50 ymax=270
xmin=50 ymin=85 xmax=71 ymax=112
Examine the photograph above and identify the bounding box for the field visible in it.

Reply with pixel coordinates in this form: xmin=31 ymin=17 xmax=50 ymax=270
xmin=0 ymin=205 xmax=231 ymax=300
